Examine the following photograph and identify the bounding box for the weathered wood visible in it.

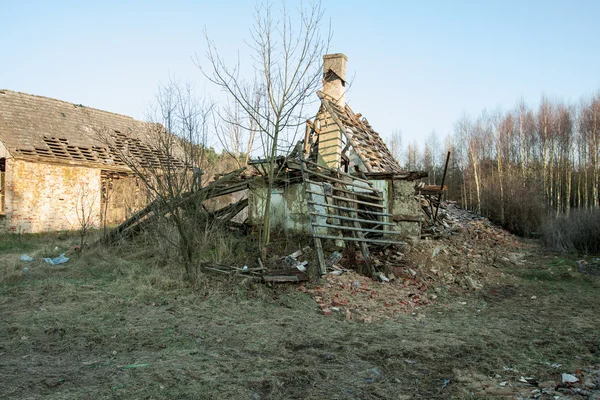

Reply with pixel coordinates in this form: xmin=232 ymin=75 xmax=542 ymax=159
xmin=303 ymin=158 xmax=373 ymax=183
xmin=305 ymin=190 xmax=386 ymax=208
xmin=307 ymin=200 xmax=393 ymax=217
xmin=300 ymin=154 xmax=327 ymax=275
xmin=103 ymin=168 xmax=249 ymax=244
xmin=312 ymin=234 xmax=407 ymax=246
xmin=305 ymin=179 xmax=383 ymax=201
xmin=304 ymin=170 xmax=382 ymax=192
xmin=311 ymin=223 xmax=406 ymax=235
xmin=309 ymin=212 xmax=396 ymax=226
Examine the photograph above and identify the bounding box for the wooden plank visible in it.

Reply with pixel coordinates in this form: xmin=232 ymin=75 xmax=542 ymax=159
xmin=303 ymin=170 xmax=382 ymax=192
xmin=303 ymin=159 xmax=373 ymax=184
xmin=306 ymin=190 xmax=386 ymax=209
xmin=311 ymin=223 xmax=405 ymax=235
xmin=263 ymin=275 xmax=308 ymax=283
xmin=305 ymin=179 xmax=384 ymax=201
xmin=313 ymin=234 xmax=407 ymax=246
xmin=307 ymin=201 xmax=393 ymax=217
xmin=309 ymin=212 xmax=395 ymax=226
xmin=300 ymin=154 xmax=327 ymax=275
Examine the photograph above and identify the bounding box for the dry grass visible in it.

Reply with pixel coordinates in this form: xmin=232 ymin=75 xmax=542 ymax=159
xmin=542 ymin=208 xmax=600 ymax=253
xmin=1 ymin=233 xmax=599 ymax=399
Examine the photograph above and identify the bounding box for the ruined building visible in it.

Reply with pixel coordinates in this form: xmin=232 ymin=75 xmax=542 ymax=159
xmin=0 ymin=89 xmax=183 ymax=233
xmin=247 ymin=53 xmax=426 ymax=246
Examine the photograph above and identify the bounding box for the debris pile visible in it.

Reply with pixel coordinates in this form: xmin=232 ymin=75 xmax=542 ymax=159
xmin=200 ymin=247 xmax=312 ymax=283
xmin=305 ymin=200 xmax=529 ymax=321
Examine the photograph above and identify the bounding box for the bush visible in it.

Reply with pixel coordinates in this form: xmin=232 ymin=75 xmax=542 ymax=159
xmin=479 ymin=176 xmax=545 ymax=237
xmin=542 ymin=208 xmax=600 ymax=253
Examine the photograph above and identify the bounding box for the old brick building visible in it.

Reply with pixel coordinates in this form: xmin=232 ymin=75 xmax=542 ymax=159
xmin=0 ymin=89 xmax=183 ymax=233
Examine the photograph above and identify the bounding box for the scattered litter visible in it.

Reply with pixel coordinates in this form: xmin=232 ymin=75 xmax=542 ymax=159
xmin=329 ymin=270 xmax=343 ymax=276
xmin=561 ymin=373 xmax=579 ymax=384
xmin=378 ymin=273 xmax=390 ymax=283
xmin=20 ymin=254 xmax=34 ymax=262
xmin=499 ymin=381 xmax=508 ymax=387
xmin=518 ymin=376 xmax=537 ymax=385
xmin=43 ymin=254 xmax=69 ymax=265
xmin=242 ymin=265 xmax=248 ymax=271
xmin=432 ymin=247 xmax=441 ymax=258
xmin=296 ymin=262 xmax=307 ymax=272
xmin=441 ymin=378 xmax=450 ymax=390
xmin=364 ymin=367 xmax=383 ymax=384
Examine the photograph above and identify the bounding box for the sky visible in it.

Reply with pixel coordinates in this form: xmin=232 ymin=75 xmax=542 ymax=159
xmin=2 ymin=0 xmax=600 ymax=152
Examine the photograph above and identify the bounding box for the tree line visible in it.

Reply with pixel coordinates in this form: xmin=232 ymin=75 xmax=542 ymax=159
xmin=394 ymin=92 xmax=600 ymax=235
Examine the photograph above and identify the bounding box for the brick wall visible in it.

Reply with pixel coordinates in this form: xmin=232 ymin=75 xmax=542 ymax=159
xmin=3 ymin=159 xmax=102 ymax=233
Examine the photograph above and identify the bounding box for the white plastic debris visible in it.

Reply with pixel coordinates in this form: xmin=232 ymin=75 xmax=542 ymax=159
xmin=242 ymin=265 xmax=248 ymax=271
xmin=43 ymin=254 xmax=69 ymax=265
xmin=20 ymin=254 xmax=34 ymax=262
xmin=561 ymin=373 xmax=579 ymax=384
xmin=296 ymin=261 xmax=308 ymax=272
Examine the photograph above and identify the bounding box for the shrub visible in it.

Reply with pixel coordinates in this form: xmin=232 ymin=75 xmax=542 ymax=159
xmin=542 ymin=208 xmax=600 ymax=253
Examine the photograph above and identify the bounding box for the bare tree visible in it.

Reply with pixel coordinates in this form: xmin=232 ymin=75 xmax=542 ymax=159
xmin=74 ymin=182 xmax=100 ymax=252
xmin=200 ymin=1 xmax=330 ymax=252
xmin=96 ymin=80 xmax=213 ymax=280
xmin=390 ymin=129 xmax=403 ymax=165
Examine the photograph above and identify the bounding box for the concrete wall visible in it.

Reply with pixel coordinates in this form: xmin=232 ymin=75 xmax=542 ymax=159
xmin=248 ymin=180 xmax=312 ymax=234
xmin=391 ymin=179 xmax=421 ymax=238
xmin=247 ymin=178 xmax=422 ymax=239
xmin=2 ymin=159 xmax=102 ymax=233
xmin=247 ymin=178 xmax=426 ymax=240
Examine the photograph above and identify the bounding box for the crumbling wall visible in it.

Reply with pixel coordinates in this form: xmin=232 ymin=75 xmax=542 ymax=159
xmin=315 ymin=108 xmax=343 ymax=168
xmin=248 ymin=180 xmax=312 ymax=233
xmin=391 ymin=179 xmax=421 ymax=238
xmin=2 ymin=159 xmax=101 ymax=233
xmin=101 ymin=173 xmax=147 ymax=227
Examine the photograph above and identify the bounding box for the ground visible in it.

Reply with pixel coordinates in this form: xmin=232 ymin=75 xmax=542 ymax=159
xmin=1 ymin=231 xmax=599 ymax=399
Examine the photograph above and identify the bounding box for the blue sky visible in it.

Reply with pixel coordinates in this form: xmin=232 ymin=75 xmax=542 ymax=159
xmin=2 ymin=0 xmax=599 ymax=151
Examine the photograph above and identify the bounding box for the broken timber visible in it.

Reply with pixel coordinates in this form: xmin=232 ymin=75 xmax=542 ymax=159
xmin=299 ymin=154 xmax=407 ymax=276
xmin=103 ymin=168 xmax=250 ymax=244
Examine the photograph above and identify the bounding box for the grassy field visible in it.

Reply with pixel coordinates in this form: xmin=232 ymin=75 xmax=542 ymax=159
xmin=1 ymin=233 xmax=599 ymax=399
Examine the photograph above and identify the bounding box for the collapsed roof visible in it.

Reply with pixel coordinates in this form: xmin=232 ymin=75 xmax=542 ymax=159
xmin=317 ymin=91 xmax=403 ymax=174
xmin=0 ymin=89 xmax=186 ymax=170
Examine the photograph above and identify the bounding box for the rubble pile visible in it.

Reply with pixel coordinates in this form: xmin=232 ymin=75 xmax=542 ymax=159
xmin=305 ymin=200 xmax=530 ymax=322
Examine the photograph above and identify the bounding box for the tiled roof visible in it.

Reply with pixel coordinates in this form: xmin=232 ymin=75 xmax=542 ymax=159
xmin=318 ymin=92 xmax=403 ymax=173
xmin=0 ymin=89 xmax=185 ymax=170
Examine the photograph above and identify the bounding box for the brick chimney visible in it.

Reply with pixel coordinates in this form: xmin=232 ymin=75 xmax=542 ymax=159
xmin=322 ymin=53 xmax=347 ymax=107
